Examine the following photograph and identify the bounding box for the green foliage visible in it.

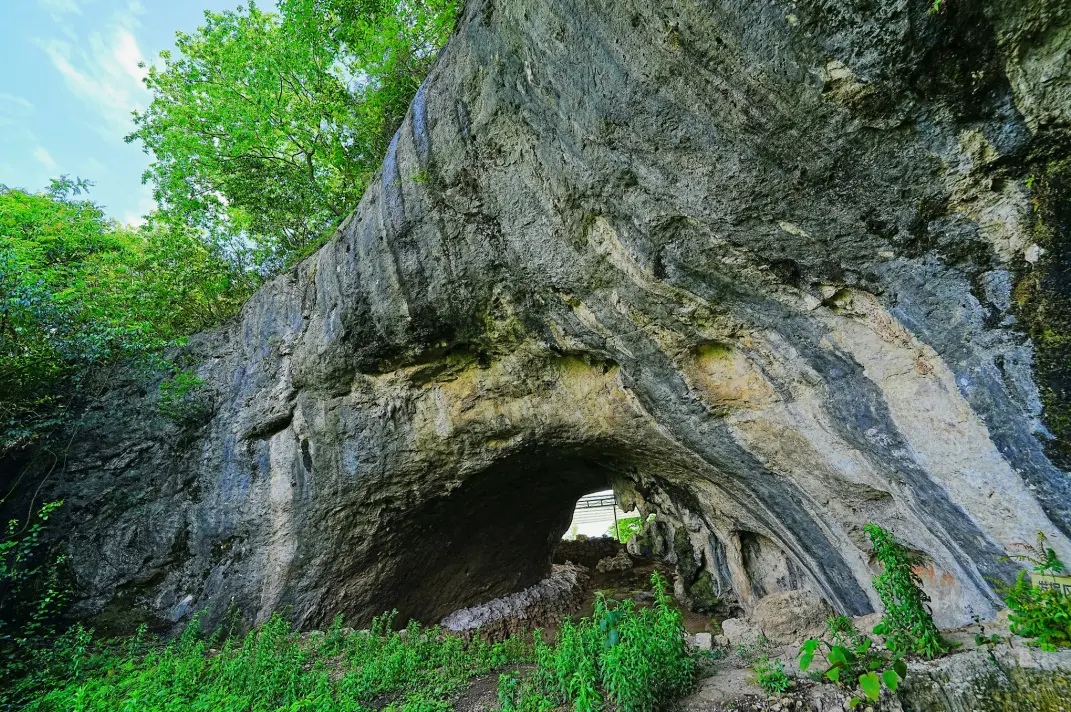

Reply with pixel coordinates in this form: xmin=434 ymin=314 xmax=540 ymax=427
xmin=18 ymin=610 xmax=531 ymax=711
xmin=128 ymin=0 xmax=459 ymax=270
xmin=607 ymin=516 xmax=645 ymax=544
xmin=0 ymin=501 xmax=69 ymax=706
xmin=752 ymin=655 xmax=790 ymax=695
xmin=526 ymin=572 xmax=693 ymax=712
xmin=999 ymin=534 xmax=1071 ymax=651
xmin=733 ymin=635 xmax=772 ymax=664
xmin=0 ymin=180 xmax=253 ymax=453
xmin=864 ymin=522 xmax=948 ymax=660
xmin=158 ymin=370 xmax=211 ymax=424
xmin=1000 ymin=572 xmax=1071 ymax=651
xmin=798 ymin=618 xmax=906 ymax=708
xmin=1003 ymin=531 xmax=1065 ymax=577
xmin=13 ymin=573 xmax=693 ymax=712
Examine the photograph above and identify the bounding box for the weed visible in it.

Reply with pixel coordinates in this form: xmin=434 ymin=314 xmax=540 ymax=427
xmin=734 ymin=635 xmax=772 ymax=664
xmin=16 ymin=611 xmax=533 ymax=711
xmin=998 ymin=535 xmax=1071 ymax=651
xmin=158 ymin=370 xmax=211 ymax=424
xmin=1003 ymin=531 xmax=1065 ymax=579
xmin=0 ymin=500 xmax=70 ymax=707
xmin=14 ymin=572 xmax=694 ymax=712
xmin=531 ymin=572 xmax=693 ymax=712
xmin=753 ymin=655 xmax=791 ymax=695
xmin=798 ymin=614 xmax=905 ymax=708
xmin=865 ymin=523 xmax=948 ymax=659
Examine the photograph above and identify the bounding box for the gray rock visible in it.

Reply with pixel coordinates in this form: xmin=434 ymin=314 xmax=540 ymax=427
xmin=721 ymin=617 xmax=760 ymax=648
xmin=752 ymin=590 xmax=831 ymax=645
xmin=6 ymin=0 xmax=1071 ymax=641
xmin=595 ymin=551 xmax=633 ymax=573
xmin=692 ymin=632 xmax=712 ymax=651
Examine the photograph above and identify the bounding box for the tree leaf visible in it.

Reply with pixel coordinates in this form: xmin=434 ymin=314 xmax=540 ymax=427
xmin=858 ymin=671 xmax=880 ymax=702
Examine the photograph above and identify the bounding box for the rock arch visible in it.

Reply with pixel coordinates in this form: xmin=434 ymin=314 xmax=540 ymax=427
xmin=12 ymin=0 xmax=1071 ymax=634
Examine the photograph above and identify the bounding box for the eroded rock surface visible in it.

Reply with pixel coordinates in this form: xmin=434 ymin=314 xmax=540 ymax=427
xmin=440 ymin=563 xmax=589 ymax=642
xmin=6 ymin=0 xmax=1071 ymax=634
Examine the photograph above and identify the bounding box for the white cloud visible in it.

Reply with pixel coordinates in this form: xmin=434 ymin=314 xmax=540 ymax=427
xmin=33 ymin=146 xmax=58 ymax=172
xmin=0 ymin=94 xmax=35 ymax=116
xmin=38 ymin=0 xmax=82 ymax=21
xmin=82 ymin=157 xmax=109 ymax=176
xmin=37 ymin=24 xmax=150 ymax=138
xmin=122 ymin=184 xmax=155 ymax=227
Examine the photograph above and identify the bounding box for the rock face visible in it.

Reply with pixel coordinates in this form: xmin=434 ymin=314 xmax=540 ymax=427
xmin=440 ymin=563 xmax=589 ymax=642
xmin=7 ymin=0 xmax=1071 ymax=634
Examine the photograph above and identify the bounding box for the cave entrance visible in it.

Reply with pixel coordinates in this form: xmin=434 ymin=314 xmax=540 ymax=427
xmin=373 ymin=447 xmax=617 ymax=625
xmin=563 ymin=489 xmax=640 ymax=540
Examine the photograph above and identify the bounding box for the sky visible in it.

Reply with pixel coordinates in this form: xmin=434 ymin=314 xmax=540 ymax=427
xmin=0 ymin=0 xmax=241 ymax=225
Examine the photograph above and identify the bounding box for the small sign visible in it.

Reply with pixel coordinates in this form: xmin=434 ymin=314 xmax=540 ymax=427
xmin=1030 ymin=573 xmax=1071 ymax=595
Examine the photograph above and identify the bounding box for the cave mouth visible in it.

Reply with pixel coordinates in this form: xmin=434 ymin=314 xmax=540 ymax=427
xmin=374 ymin=446 xmax=616 ymax=625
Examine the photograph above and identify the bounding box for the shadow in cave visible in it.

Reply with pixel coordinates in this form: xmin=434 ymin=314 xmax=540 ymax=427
xmin=375 ymin=446 xmax=613 ymax=626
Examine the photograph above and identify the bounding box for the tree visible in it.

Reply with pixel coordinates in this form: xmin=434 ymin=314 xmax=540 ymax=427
xmin=127 ymin=0 xmax=459 ymax=271
xmin=0 ymin=179 xmax=254 ymax=455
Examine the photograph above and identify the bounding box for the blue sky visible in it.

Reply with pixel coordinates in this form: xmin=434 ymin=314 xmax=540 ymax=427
xmin=0 ymin=0 xmax=241 ymax=224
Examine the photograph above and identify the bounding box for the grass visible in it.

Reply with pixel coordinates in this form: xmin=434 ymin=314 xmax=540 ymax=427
xmin=500 ymin=572 xmax=694 ymax=712
xmin=11 ymin=573 xmax=695 ymax=712
xmin=13 ymin=612 xmax=529 ymax=712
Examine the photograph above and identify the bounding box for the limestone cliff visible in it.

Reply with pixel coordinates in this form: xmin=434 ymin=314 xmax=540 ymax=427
xmin=9 ymin=0 xmax=1071 ymax=633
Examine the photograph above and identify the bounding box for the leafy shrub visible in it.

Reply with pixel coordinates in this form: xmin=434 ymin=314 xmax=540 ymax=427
xmin=798 ymin=617 xmax=905 ymax=708
xmin=1000 ymin=532 xmax=1071 ymax=651
xmin=1001 ymin=574 xmax=1071 ymax=651
xmin=608 ymin=516 xmax=644 ymax=543
xmin=0 ymin=501 xmax=69 ymax=709
xmin=753 ymin=655 xmax=791 ymax=695
xmin=158 ymin=370 xmax=211 ymax=424
xmin=531 ymin=572 xmax=693 ymax=712
xmin=0 ymin=180 xmax=252 ymax=454
xmin=864 ymin=522 xmax=948 ymax=659
xmin=19 ymin=610 xmax=531 ymax=711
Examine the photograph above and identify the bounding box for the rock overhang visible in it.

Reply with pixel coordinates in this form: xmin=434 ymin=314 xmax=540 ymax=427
xmin=11 ymin=0 xmax=1071 ymax=635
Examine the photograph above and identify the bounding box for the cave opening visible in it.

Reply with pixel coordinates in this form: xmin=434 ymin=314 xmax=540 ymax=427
xmin=370 ymin=446 xmax=620 ymax=625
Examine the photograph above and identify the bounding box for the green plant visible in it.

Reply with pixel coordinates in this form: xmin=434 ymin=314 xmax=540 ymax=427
xmin=734 ymin=635 xmax=772 ymax=664
xmin=1 ymin=180 xmax=253 ymax=455
xmin=1000 ymin=572 xmax=1071 ymax=651
xmin=158 ymin=370 xmax=211 ymax=423
xmin=1003 ymin=531 xmax=1065 ymax=579
xmin=797 ymin=614 xmax=906 ymax=707
xmin=753 ymin=655 xmax=791 ymax=695
xmin=997 ymin=535 xmax=1071 ymax=651
xmin=534 ymin=572 xmax=693 ymax=712
xmin=798 ymin=634 xmax=905 ymax=708
xmin=864 ymin=522 xmax=948 ymax=659
xmin=129 ymin=0 xmax=459 ymax=270
xmin=19 ymin=608 xmax=534 ymax=711
xmin=0 ymin=501 xmax=70 ymax=709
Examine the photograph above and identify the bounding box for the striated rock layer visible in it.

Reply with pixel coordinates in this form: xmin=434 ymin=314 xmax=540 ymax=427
xmin=8 ymin=0 xmax=1071 ymax=633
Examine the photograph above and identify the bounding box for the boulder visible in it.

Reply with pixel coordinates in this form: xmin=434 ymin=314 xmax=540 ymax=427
xmin=752 ymin=590 xmax=831 ymax=645
xmin=721 ymin=617 xmax=761 ymax=648
xmin=595 ymin=550 xmax=633 ymax=573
